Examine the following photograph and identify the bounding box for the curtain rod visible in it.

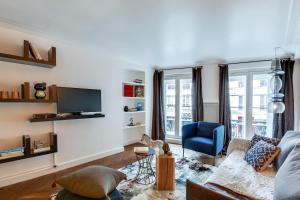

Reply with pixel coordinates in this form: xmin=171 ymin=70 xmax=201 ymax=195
xmin=159 ymin=56 xmax=293 ymax=71
xmin=223 ymin=56 xmax=292 ymax=65
xmin=160 ymin=66 xmax=196 ymax=71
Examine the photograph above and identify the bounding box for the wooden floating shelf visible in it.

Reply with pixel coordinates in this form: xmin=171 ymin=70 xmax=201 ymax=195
xmin=122 ymin=82 xmax=145 ymax=86
xmin=0 ymin=149 xmax=57 ymax=164
xmin=0 ymin=133 xmax=57 ymax=164
xmin=0 ymin=40 xmax=56 ymax=68
xmin=0 ymin=98 xmax=56 ymax=103
xmin=123 ymin=96 xmax=145 ymax=100
xmin=124 ymin=111 xmax=145 ymax=114
xmin=123 ymin=124 xmax=145 ymax=129
xmin=30 ymin=113 xmax=105 ymax=122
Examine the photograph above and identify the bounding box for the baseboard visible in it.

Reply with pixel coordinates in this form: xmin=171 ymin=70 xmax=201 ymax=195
xmin=123 ymin=139 xmax=141 ymax=146
xmin=56 ymin=147 xmax=124 ymax=169
xmin=166 ymin=138 xmax=182 ymax=144
xmin=0 ymin=146 xmax=124 ymax=188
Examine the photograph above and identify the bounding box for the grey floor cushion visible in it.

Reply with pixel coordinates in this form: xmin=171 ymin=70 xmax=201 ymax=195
xmin=55 ymin=165 xmax=126 ymax=199
xmin=274 ymin=131 xmax=300 ymax=170
xmin=274 ymin=144 xmax=300 ymax=200
xmin=56 ymin=189 xmax=124 ymax=200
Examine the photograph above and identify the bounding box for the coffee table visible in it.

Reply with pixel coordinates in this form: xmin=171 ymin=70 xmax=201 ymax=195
xmin=134 ymin=148 xmax=156 ymax=185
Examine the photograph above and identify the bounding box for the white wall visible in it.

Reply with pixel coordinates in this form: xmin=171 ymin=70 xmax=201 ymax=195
xmin=202 ymin=65 xmax=219 ymax=122
xmin=0 ymin=25 xmax=142 ymax=187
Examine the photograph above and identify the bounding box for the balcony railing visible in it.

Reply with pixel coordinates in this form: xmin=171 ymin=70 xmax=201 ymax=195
xmin=231 ymin=120 xmax=267 ymax=138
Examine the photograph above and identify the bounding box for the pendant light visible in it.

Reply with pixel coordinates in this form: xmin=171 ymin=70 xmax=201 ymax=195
xmin=268 ymin=47 xmax=285 ymax=113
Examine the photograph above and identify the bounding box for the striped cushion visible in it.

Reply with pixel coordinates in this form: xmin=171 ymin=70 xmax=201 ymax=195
xmin=249 ymin=134 xmax=280 ymax=149
xmin=244 ymin=140 xmax=280 ymax=171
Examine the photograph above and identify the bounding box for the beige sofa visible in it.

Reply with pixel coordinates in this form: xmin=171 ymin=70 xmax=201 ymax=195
xmin=187 ymin=138 xmax=276 ymax=200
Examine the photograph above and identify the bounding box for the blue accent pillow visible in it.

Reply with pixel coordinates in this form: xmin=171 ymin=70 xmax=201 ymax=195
xmin=244 ymin=140 xmax=280 ymax=171
xmin=249 ymin=134 xmax=280 ymax=149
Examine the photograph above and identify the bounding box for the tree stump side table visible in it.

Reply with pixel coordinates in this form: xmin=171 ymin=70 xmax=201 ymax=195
xmin=156 ymin=154 xmax=175 ymax=190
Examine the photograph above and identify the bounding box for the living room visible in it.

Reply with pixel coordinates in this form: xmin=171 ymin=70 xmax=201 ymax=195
xmin=0 ymin=1 xmax=300 ymax=200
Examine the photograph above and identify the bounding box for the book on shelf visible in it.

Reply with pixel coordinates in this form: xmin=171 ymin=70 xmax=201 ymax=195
xmin=134 ymin=86 xmax=144 ymax=97
xmin=29 ymin=42 xmax=43 ymax=60
xmin=123 ymin=84 xmax=134 ymax=97
xmin=33 ymin=146 xmax=51 ymax=153
xmin=0 ymin=151 xmax=24 ymax=159
xmin=133 ymin=79 xmax=143 ymax=84
xmin=0 ymin=147 xmax=24 ymax=154
xmin=134 ymin=147 xmax=149 ymax=154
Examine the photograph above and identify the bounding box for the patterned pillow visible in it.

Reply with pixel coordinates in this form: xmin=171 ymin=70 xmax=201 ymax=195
xmin=244 ymin=140 xmax=281 ymax=171
xmin=249 ymin=134 xmax=280 ymax=149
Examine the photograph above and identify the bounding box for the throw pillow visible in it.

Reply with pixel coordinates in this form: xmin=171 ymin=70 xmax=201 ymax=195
xmin=55 ymin=165 xmax=126 ymax=199
xmin=249 ymin=134 xmax=280 ymax=149
xmin=274 ymin=131 xmax=300 ymax=170
xmin=274 ymin=144 xmax=300 ymax=200
xmin=244 ymin=140 xmax=280 ymax=172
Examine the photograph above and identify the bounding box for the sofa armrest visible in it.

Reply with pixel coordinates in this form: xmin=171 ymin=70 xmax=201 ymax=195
xmin=182 ymin=122 xmax=197 ymax=144
xmin=186 ymin=180 xmax=239 ymax=200
xmin=227 ymin=138 xmax=251 ymax=156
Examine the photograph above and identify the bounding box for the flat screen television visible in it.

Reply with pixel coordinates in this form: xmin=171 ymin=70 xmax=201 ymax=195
xmin=57 ymin=87 xmax=101 ymax=114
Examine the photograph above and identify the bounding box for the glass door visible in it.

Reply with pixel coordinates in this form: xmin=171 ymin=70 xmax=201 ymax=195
xmin=164 ymin=75 xmax=192 ymax=138
xmin=252 ymin=74 xmax=273 ymax=137
xmin=164 ymin=79 xmax=176 ymax=136
xmin=179 ymin=79 xmax=193 ymax=136
xmin=229 ymin=71 xmax=273 ymax=139
xmin=229 ymin=75 xmax=247 ymax=138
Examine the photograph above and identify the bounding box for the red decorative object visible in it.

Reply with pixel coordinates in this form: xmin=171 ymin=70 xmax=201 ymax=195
xmin=123 ymin=84 xmax=134 ymax=97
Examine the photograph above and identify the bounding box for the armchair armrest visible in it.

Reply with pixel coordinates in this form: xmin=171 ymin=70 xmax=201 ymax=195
xmin=182 ymin=122 xmax=197 ymax=144
xmin=227 ymin=138 xmax=251 ymax=156
xmin=213 ymin=125 xmax=225 ymax=155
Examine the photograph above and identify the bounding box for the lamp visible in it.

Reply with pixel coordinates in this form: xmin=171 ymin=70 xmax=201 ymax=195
xmin=268 ymin=48 xmax=285 ymax=114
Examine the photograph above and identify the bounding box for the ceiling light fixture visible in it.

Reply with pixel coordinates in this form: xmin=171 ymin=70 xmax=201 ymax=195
xmin=268 ymin=47 xmax=285 ymax=114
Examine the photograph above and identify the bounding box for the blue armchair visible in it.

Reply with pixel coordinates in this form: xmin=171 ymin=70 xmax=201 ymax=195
xmin=182 ymin=121 xmax=225 ymax=165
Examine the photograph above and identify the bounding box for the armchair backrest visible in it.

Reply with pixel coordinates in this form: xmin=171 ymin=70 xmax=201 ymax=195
xmin=197 ymin=121 xmax=222 ymax=139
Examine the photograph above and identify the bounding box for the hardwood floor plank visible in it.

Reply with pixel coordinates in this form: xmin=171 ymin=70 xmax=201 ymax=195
xmin=0 ymin=143 xmax=144 ymax=200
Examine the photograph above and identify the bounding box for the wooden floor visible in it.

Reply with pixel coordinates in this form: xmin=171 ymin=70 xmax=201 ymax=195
xmin=0 ymin=143 xmax=220 ymax=200
xmin=0 ymin=143 xmax=145 ymax=200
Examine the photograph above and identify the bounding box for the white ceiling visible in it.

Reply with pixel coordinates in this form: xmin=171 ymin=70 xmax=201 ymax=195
xmin=0 ymin=0 xmax=299 ymax=67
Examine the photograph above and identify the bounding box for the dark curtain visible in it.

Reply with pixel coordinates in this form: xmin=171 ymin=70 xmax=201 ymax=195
xmin=192 ymin=66 xmax=204 ymax=122
xmin=219 ymin=64 xmax=232 ymax=150
xmin=151 ymin=70 xmax=165 ymax=140
xmin=273 ymin=59 xmax=295 ymax=139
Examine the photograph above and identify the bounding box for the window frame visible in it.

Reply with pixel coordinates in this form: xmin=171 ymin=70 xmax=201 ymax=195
xmin=229 ymin=67 xmax=272 ymax=139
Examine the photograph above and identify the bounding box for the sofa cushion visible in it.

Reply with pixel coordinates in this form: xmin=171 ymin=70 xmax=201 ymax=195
xmin=184 ymin=137 xmax=214 ymax=155
xmin=55 ymin=165 xmax=126 ymax=199
xmin=244 ymin=140 xmax=280 ymax=172
xmin=274 ymin=131 xmax=300 ymax=170
xmin=274 ymin=144 xmax=300 ymax=200
xmin=249 ymin=134 xmax=280 ymax=149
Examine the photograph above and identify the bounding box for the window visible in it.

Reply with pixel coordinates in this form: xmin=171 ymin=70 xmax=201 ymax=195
xmin=229 ymin=71 xmax=273 ymax=139
xmin=164 ymin=75 xmax=192 ymax=138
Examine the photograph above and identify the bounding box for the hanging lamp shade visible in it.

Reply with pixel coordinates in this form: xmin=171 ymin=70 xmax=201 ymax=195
xmin=268 ymin=101 xmax=285 ymax=113
xmin=269 ymin=52 xmax=285 ymax=114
